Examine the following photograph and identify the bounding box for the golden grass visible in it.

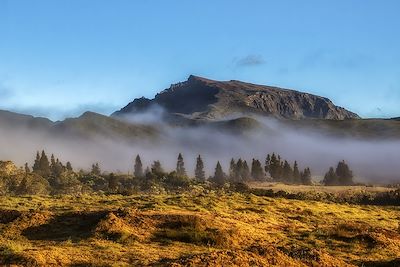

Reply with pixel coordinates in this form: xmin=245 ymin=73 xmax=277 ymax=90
xmin=0 ymin=190 xmax=399 ymax=266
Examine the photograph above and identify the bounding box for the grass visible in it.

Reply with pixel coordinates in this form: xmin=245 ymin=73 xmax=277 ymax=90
xmin=0 ymin=189 xmax=399 ymax=266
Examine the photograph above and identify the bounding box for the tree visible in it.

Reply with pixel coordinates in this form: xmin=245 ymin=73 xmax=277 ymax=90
xmin=235 ymin=159 xmax=244 ymax=182
xmin=293 ymin=161 xmax=301 ymax=184
xmin=165 ymin=171 xmax=190 ymax=188
xmin=212 ymin=161 xmax=225 ymax=186
xmin=265 ymin=154 xmax=271 ymax=175
xmin=37 ymin=150 xmax=51 ymax=178
xmin=241 ymin=160 xmax=251 ymax=181
xmin=229 ymin=158 xmax=237 ymax=181
xmin=323 ymin=167 xmax=338 ymax=185
xmin=176 ymin=153 xmax=186 ymax=176
xmin=336 ymin=160 xmax=354 ymax=185
xmin=251 ymin=159 xmax=264 ymax=181
xmin=151 ymin=160 xmax=164 ymax=174
xmin=24 ymin=163 xmax=30 ymax=174
xmin=282 ymin=160 xmax=293 ymax=183
xmin=91 ymin=163 xmax=101 ymax=175
xmin=108 ymin=173 xmax=119 ymax=192
xmin=301 ymin=167 xmax=312 ymax=185
xmin=195 ymin=155 xmax=206 ymax=182
xmin=134 ymin=155 xmax=144 ymax=178
xmin=52 ymin=158 xmax=64 ymax=177
xmin=17 ymin=173 xmax=50 ymax=195
xmin=32 ymin=151 xmax=41 ymax=173
xmin=50 ymin=154 xmax=56 ymax=171
xmin=66 ymin=162 xmax=73 ymax=172
xmin=269 ymin=153 xmax=282 ymax=181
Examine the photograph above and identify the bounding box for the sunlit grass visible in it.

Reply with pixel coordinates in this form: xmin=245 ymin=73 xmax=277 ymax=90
xmin=0 ymin=191 xmax=399 ymax=266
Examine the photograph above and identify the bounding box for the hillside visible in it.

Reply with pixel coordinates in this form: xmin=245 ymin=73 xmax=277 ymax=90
xmin=113 ymin=75 xmax=360 ymax=120
xmin=0 ymin=192 xmax=399 ymax=266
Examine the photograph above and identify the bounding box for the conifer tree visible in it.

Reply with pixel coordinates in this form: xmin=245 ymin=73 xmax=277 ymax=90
xmin=134 ymin=155 xmax=144 ymax=178
xmin=195 ymin=155 xmax=205 ymax=182
xmin=335 ymin=160 xmax=354 ymax=185
xmin=32 ymin=151 xmax=40 ymax=173
xmin=265 ymin=154 xmax=271 ymax=175
xmin=39 ymin=150 xmax=51 ymax=177
xmin=301 ymin=167 xmax=312 ymax=185
xmin=251 ymin=159 xmax=264 ymax=181
xmin=91 ymin=163 xmax=101 ymax=175
xmin=176 ymin=153 xmax=186 ymax=176
xmin=242 ymin=160 xmax=251 ymax=181
xmin=66 ymin=162 xmax=73 ymax=172
xmin=24 ymin=163 xmax=30 ymax=174
xmin=269 ymin=153 xmax=281 ymax=181
xmin=108 ymin=173 xmax=119 ymax=192
xmin=323 ymin=167 xmax=338 ymax=185
xmin=212 ymin=161 xmax=225 ymax=186
xmin=151 ymin=160 xmax=163 ymax=174
xmin=293 ymin=161 xmax=301 ymax=184
xmin=236 ymin=159 xmax=244 ymax=182
xmin=283 ymin=160 xmax=293 ymax=183
xmin=229 ymin=158 xmax=237 ymax=181
xmin=50 ymin=154 xmax=56 ymax=170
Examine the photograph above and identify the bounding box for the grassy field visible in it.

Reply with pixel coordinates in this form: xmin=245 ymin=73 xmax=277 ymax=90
xmin=0 ymin=188 xmax=400 ymax=266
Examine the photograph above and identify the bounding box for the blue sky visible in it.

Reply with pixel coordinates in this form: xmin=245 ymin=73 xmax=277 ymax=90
xmin=0 ymin=0 xmax=399 ymax=120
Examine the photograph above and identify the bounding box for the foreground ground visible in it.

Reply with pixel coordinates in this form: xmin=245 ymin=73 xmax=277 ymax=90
xmin=0 ymin=187 xmax=400 ymax=266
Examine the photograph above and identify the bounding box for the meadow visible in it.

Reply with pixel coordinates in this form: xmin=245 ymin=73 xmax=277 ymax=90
xmin=1 ymin=186 xmax=400 ymax=266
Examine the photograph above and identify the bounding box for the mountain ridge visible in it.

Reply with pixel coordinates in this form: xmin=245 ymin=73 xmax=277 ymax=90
xmin=113 ymin=75 xmax=360 ymax=120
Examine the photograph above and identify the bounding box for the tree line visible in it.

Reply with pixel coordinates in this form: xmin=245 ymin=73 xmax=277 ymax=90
xmin=0 ymin=150 xmax=355 ymax=195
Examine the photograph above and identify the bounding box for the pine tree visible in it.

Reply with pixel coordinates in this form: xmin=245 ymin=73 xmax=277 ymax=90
xmin=32 ymin=151 xmax=40 ymax=173
xmin=236 ymin=159 xmax=244 ymax=182
xmin=265 ymin=154 xmax=271 ymax=175
xmin=335 ymin=160 xmax=354 ymax=185
xmin=151 ymin=160 xmax=163 ymax=174
xmin=301 ymin=167 xmax=312 ymax=185
xmin=108 ymin=173 xmax=119 ymax=192
xmin=229 ymin=158 xmax=237 ymax=181
xmin=195 ymin=155 xmax=205 ymax=182
xmin=24 ymin=163 xmax=30 ymax=173
xmin=91 ymin=163 xmax=101 ymax=175
xmin=251 ymin=159 xmax=264 ymax=181
xmin=323 ymin=167 xmax=338 ymax=185
xmin=241 ymin=160 xmax=251 ymax=181
xmin=176 ymin=153 xmax=186 ymax=176
xmin=134 ymin=155 xmax=144 ymax=178
xmin=39 ymin=150 xmax=51 ymax=177
xmin=293 ymin=161 xmax=301 ymax=184
xmin=269 ymin=153 xmax=280 ymax=181
xmin=50 ymin=154 xmax=56 ymax=167
xmin=51 ymin=159 xmax=63 ymax=177
xmin=66 ymin=162 xmax=73 ymax=172
xmin=212 ymin=161 xmax=225 ymax=186
xmin=282 ymin=160 xmax=293 ymax=183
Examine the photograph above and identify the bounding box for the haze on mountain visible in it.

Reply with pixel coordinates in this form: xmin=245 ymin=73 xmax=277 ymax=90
xmin=0 ymin=76 xmax=399 ymax=183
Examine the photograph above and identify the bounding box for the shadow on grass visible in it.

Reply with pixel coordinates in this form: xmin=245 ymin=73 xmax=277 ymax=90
xmin=22 ymin=211 xmax=108 ymax=241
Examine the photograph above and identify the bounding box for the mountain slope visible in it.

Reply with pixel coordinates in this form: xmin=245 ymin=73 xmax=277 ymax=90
xmin=113 ymin=75 xmax=360 ymax=120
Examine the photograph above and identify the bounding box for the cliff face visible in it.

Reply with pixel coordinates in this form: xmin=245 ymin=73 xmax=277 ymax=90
xmin=113 ymin=75 xmax=360 ymax=120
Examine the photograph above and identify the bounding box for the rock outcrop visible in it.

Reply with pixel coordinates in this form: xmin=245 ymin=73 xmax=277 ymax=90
xmin=113 ymin=75 xmax=360 ymax=120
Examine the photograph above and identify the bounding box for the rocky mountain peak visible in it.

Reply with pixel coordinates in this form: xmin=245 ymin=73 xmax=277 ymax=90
xmin=113 ymin=75 xmax=360 ymax=120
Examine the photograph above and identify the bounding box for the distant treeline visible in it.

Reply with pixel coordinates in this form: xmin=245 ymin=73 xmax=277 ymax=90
xmin=0 ymin=150 xmax=355 ymax=195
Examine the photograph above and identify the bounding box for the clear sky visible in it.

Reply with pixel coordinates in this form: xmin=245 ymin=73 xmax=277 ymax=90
xmin=1 ymin=0 xmax=399 ymax=120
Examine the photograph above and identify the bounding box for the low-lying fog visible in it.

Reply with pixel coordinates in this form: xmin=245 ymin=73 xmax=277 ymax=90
xmin=0 ymin=108 xmax=399 ymax=184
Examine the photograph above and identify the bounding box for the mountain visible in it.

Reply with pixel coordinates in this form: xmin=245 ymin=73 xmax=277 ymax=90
xmin=113 ymin=75 xmax=360 ymax=120
xmin=0 ymin=110 xmax=159 ymax=143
